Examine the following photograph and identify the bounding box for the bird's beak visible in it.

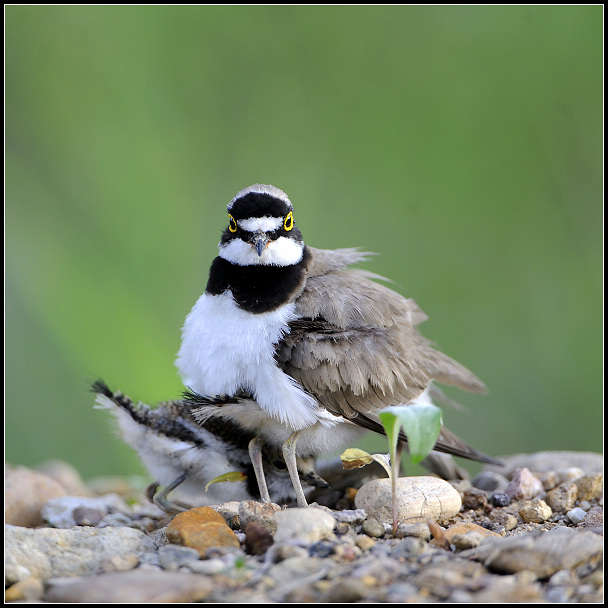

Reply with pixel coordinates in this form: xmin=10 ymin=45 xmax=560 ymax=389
xmin=250 ymin=231 xmax=270 ymax=257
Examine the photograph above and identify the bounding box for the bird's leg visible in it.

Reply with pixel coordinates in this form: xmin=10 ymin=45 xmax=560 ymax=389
xmin=248 ymin=436 xmax=271 ymax=503
xmin=149 ymin=473 xmax=193 ymax=513
xmin=283 ymin=430 xmax=308 ymax=507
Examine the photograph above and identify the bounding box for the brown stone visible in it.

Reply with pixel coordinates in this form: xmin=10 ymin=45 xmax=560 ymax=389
xmin=5 ymin=464 xmax=67 ymax=527
xmin=166 ymin=512 xmax=240 ymax=557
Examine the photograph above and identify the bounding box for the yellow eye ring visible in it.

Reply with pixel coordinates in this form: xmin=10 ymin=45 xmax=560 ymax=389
xmin=228 ymin=214 xmax=237 ymax=233
xmin=284 ymin=211 xmax=294 ymax=231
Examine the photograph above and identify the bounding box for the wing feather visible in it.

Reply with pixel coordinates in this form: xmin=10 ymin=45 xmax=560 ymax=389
xmin=276 ymin=247 xmax=485 ymax=418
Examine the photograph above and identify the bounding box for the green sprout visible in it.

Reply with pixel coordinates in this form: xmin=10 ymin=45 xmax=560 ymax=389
xmin=341 ymin=402 xmax=442 ymax=534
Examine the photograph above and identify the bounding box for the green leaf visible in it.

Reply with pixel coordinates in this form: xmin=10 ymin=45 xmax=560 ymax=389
xmin=204 ymin=471 xmax=247 ymax=491
xmin=379 ymin=403 xmax=442 ymax=464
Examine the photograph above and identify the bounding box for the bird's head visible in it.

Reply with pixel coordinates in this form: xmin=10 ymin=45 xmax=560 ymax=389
xmin=219 ymin=184 xmax=305 ymax=267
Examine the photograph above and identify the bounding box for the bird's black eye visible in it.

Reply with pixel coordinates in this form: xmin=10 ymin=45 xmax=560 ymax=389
xmin=228 ymin=214 xmax=238 ymax=233
xmin=284 ymin=211 xmax=294 ymax=231
xmin=272 ymin=460 xmax=287 ymax=471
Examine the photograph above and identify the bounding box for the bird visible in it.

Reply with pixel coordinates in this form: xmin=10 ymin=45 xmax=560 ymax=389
xmin=176 ymin=183 xmax=499 ymax=507
xmin=92 ymin=379 xmax=330 ymax=512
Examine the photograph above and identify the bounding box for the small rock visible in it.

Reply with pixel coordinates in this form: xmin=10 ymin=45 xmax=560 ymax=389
xmin=355 ymin=534 xmax=376 ymax=551
xmin=157 ymin=544 xmax=200 ymax=571
xmin=238 ymin=500 xmax=281 ymax=534
xmin=487 ymin=451 xmax=603 ymax=477
xmin=472 ymin=470 xmax=508 ymax=492
xmin=5 ymin=464 xmax=68 ymax=527
xmin=566 ymin=507 xmax=587 ymax=525
xmin=330 ymin=508 xmax=367 ymax=524
xmin=574 ymin=473 xmax=603 ymax=501
xmin=5 ymin=525 xmax=148 ymax=583
xmin=212 ymin=501 xmax=240 ymax=528
xmin=438 ymin=522 xmax=501 ymax=547
xmin=546 ymin=482 xmax=578 ymax=513
xmin=44 ymin=570 xmax=213 ymax=603
xmin=319 ymin=577 xmax=369 ymax=602
xmin=354 ymin=476 xmax=462 ymax=524
xmin=394 ymin=522 xmax=431 ymax=540
xmin=489 ymin=492 xmax=511 ymax=507
xmin=244 ymin=521 xmax=274 ymax=555
xmin=4 ymin=577 xmax=44 ymax=601
xmin=505 ymin=468 xmax=544 ymax=501
xmin=491 ymin=512 xmax=518 ymax=532
xmin=273 ymin=507 xmax=336 ymax=543
xmin=475 ymin=527 xmax=603 ymax=578
xmin=41 ymin=494 xmax=130 ymax=528
xmin=166 ymin=511 xmax=240 ymax=558
xmin=362 ymin=517 xmax=385 ymax=538
xmin=583 ymin=506 xmax=603 ymax=529
xmin=518 ymin=499 xmax=553 ymax=523
xmin=462 ymin=487 xmax=488 ymax=510
xmin=390 ymin=536 xmax=427 ymax=558
xmin=451 ymin=531 xmax=485 ymax=550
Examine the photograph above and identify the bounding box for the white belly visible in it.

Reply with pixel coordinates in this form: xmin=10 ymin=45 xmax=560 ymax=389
xmin=176 ymin=291 xmax=319 ymax=430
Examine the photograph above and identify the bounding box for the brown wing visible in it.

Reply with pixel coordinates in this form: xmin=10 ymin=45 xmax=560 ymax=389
xmin=276 ymin=247 xmax=486 ymax=420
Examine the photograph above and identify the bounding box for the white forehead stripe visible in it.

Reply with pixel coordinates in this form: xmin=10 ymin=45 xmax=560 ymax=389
xmin=227 ymin=184 xmax=292 ymax=211
xmin=238 ymin=216 xmax=284 ymax=232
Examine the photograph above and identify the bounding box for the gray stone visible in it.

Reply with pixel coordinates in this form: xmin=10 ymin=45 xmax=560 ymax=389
xmin=41 ymin=494 xmax=131 ymax=528
xmin=474 ymin=528 xmax=604 ymax=578
xmin=5 ymin=524 xmax=149 ymax=583
xmin=486 ymin=451 xmax=603 ymax=478
xmin=44 ymin=569 xmax=213 ymax=603
xmin=566 ymin=507 xmax=587 ymax=525
xmin=472 ymin=471 xmax=509 ymax=492
xmin=157 ymin=545 xmax=200 ymax=571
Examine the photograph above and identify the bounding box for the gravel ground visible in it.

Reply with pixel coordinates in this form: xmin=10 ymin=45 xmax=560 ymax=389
xmin=5 ymin=450 xmax=603 ymax=603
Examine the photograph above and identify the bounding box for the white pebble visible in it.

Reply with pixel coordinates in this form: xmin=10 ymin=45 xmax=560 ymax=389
xmin=353 ymin=476 xmax=462 ymax=524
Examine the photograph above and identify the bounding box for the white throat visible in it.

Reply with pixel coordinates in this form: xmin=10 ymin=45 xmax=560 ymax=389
xmin=219 ymin=237 xmax=304 ymax=267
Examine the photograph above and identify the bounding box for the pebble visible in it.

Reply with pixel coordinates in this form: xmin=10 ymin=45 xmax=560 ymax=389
xmin=361 ymin=517 xmax=385 ymax=538
xmin=583 ymin=506 xmax=603 ymax=529
xmin=394 ymin=522 xmax=432 ymax=540
xmin=41 ymin=494 xmax=131 ymax=528
xmin=157 ymin=544 xmax=200 ymax=571
xmin=5 ymin=525 xmax=149 ymax=583
xmin=470 ymin=527 xmax=604 ymax=578
xmin=166 ymin=509 xmax=240 ymax=557
xmin=505 ymin=467 xmax=544 ymax=501
xmin=3 ymin=452 xmax=603 ymax=604
xmin=471 ymin=470 xmax=509 ymax=492
xmin=244 ymin=521 xmax=274 ymax=555
xmin=462 ymin=487 xmax=488 ymax=510
xmin=354 ymin=476 xmax=462 ymax=524
xmin=574 ymin=473 xmax=603 ymax=501
xmin=518 ymin=499 xmax=553 ymax=523
xmin=546 ymin=481 xmax=578 ymax=513
xmin=274 ymin=507 xmax=336 ymax=543
xmin=238 ymin=500 xmax=281 ymax=534
xmin=566 ymin=507 xmax=587 ymax=525
xmin=4 ymin=577 xmax=44 ymax=602
xmin=486 ymin=451 xmax=603 ymax=477
xmin=44 ymin=570 xmax=213 ymax=603
xmin=5 ymin=464 xmax=68 ymax=527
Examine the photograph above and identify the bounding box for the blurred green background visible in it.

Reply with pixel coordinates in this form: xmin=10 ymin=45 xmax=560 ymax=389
xmin=6 ymin=6 xmax=602 ymax=482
